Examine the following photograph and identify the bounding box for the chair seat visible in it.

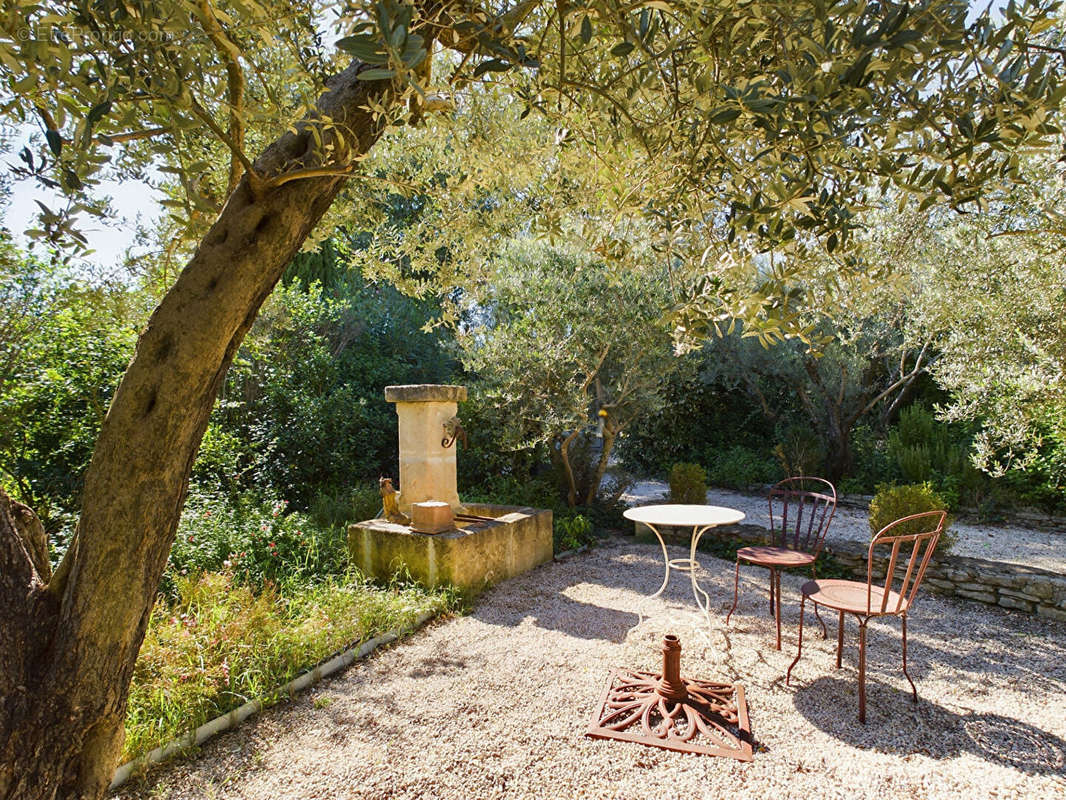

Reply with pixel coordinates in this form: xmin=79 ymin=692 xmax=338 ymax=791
xmin=801 ymin=579 xmax=909 ymax=615
xmin=737 ymin=545 xmax=816 ymax=568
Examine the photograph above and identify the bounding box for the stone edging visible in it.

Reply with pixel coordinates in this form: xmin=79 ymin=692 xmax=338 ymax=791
xmin=554 ymin=544 xmax=590 ymax=561
xmin=109 ymin=609 xmax=438 ymax=791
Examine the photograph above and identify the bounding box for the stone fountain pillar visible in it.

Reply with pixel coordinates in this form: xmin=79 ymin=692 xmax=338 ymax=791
xmin=347 ymin=383 xmax=552 ymax=597
xmin=385 ymin=384 xmax=467 ymax=513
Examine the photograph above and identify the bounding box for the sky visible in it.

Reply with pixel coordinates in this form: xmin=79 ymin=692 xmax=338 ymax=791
xmin=1 ymin=0 xmax=1015 ymax=272
xmin=5 ymin=171 xmax=158 ymax=271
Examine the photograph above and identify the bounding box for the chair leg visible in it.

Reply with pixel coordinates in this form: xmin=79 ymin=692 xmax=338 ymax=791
xmin=902 ymin=614 xmax=918 ymax=703
xmin=768 ymin=567 xmax=776 ymax=618
xmin=836 ymin=611 xmax=845 ymax=668
xmin=786 ymin=594 xmax=806 ymax=686
xmin=811 ymin=563 xmax=827 ymax=638
xmin=858 ymin=620 xmax=868 ymax=724
xmin=774 ymin=568 xmax=782 ymax=651
xmin=725 ymin=557 xmax=741 ymax=626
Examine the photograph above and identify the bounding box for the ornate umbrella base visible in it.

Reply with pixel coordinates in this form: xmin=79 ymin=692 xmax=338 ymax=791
xmin=586 ymin=636 xmax=753 ymax=761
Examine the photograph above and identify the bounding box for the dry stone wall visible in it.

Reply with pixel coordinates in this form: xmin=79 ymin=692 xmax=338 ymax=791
xmin=643 ymin=522 xmax=1066 ymax=621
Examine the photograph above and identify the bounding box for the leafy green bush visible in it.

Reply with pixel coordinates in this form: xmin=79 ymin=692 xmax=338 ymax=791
xmin=0 ymin=261 xmax=138 ymax=539
xmin=308 ymin=482 xmax=382 ymax=529
xmin=555 ymin=513 xmax=593 ymax=552
xmin=868 ymin=483 xmax=955 ymax=553
xmin=773 ymin=422 xmax=825 ymax=477
xmin=461 ymin=474 xmax=560 ymax=511
xmin=886 ymin=404 xmax=985 ymax=508
xmin=168 ymin=493 xmax=349 ymax=592
xmin=999 ymin=413 xmax=1066 ymax=515
xmin=841 ymin=424 xmax=900 ymax=494
xmin=706 ymin=446 xmax=781 ymax=490
xmin=196 ymin=272 xmax=455 ymax=507
xmin=616 ymin=351 xmax=777 ymax=475
xmin=669 ymin=462 xmax=707 ymax=503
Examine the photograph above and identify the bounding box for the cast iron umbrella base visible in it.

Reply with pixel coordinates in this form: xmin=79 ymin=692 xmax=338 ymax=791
xmin=586 ymin=635 xmax=753 ymax=761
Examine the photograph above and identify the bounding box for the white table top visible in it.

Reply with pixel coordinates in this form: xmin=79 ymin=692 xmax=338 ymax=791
xmin=623 ymin=504 xmax=745 ymax=528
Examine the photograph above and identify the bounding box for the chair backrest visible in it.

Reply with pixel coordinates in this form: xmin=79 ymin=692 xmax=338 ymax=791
xmin=767 ymin=477 xmax=837 ymax=556
xmin=866 ymin=510 xmax=946 ymax=615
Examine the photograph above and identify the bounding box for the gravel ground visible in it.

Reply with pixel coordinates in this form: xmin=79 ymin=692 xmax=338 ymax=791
xmin=117 ymin=542 xmax=1066 ymax=800
xmin=621 ymin=481 xmax=1066 ymax=573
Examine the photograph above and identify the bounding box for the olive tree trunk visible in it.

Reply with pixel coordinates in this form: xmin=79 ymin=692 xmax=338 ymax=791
xmin=0 ymin=60 xmax=390 ymax=800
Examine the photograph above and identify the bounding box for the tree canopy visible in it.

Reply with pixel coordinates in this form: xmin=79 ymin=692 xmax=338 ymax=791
xmin=5 ymin=1 xmax=1064 ymax=338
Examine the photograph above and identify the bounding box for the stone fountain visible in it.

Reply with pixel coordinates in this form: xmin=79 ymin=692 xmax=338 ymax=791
xmin=347 ymin=385 xmax=553 ymax=596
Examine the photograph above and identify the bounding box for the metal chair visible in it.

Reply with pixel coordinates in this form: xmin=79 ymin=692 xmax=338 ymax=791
xmin=786 ymin=510 xmax=946 ymax=723
xmin=726 ymin=477 xmax=837 ymax=650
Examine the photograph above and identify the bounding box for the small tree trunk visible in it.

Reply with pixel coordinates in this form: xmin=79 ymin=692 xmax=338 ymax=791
xmin=585 ymin=429 xmax=616 ymax=506
xmin=559 ymin=429 xmax=581 ymax=507
xmin=824 ymin=425 xmax=854 ymax=483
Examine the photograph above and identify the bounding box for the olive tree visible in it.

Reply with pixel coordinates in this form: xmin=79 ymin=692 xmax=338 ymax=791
xmin=911 ymin=156 xmax=1066 ymax=473
xmin=0 ymin=2 xmax=1063 ymax=797
xmin=458 ymin=241 xmax=676 ymax=506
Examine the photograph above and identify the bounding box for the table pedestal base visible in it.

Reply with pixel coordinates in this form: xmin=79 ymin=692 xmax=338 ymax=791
xmin=586 ymin=635 xmax=753 ymax=761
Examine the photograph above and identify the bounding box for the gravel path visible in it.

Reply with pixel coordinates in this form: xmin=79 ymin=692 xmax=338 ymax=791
xmin=117 ymin=542 xmax=1066 ymax=800
xmin=621 ymin=481 xmax=1066 ymax=573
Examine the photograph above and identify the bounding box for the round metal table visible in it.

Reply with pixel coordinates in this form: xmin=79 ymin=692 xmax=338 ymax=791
xmin=624 ymin=504 xmax=745 ymax=622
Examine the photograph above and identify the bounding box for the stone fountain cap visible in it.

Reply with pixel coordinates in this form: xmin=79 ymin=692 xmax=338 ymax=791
xmin=385 ymin=384 xmax=467 ymax=403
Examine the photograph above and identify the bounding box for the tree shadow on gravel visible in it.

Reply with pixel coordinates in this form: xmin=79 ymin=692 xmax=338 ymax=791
xmin=902 ymin=620 xmax=1066 ymax=697
xmin=472 ymin=592 xmax=640 ymax=643
xmin=792 ymin=675 xmax=1066 ymax=775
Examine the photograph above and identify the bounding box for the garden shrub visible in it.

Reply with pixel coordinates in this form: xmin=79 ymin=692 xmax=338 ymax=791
xmin=555 ymin=513 xmax=593 ymax=552
xmin=706 ymin=446 xmax=781 ymax=490
xmin=773 ymin=421 xmax=826 ymax=477
xmin=168 ymin=493 xmax=349 ymax=592
xmin=669 ymin=462 xmax=707 ymax=504
xmin=999 ymin=415 xmax=1066 ymax=515
xmin=617 ymin=358 xmax=775 ymax=475
xmin=198 ymin=273 xmax=455 ymax=508
xmin=308 ymin=481 xmax=382 ymax=528
xmin=461 ymin=474 xmax=560 ymax=511
xmin=868 ymin=483 xmax=956 ymax=553
xmin=841 ymin=424 xmax=900 ymax=495
xmin=886 ymin=404 xmax=985 ymax=508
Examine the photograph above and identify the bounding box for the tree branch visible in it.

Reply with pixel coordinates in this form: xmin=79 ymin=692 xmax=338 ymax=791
xmin=264 ymin=164 xmax=359 ymax=188
xmin=849 ymin=341 xmax=931 ymax=427
xmin=101 ymin=127 xmax=169 ymax=145
xmin=186 ymin=96 xmax=262 ymax=193
xmin=198 ymin=0 xmax=247 ymax=195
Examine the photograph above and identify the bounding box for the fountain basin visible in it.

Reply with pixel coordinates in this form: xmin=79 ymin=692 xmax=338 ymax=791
xmin=347 ymin=503 xmax=553 ymax=596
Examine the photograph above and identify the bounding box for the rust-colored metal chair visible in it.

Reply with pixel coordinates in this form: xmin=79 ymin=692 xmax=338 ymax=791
xmin=726 ymin=477 xmax=837 ymax=650
xmin=786 ymin=510 xmax=946 ymax=723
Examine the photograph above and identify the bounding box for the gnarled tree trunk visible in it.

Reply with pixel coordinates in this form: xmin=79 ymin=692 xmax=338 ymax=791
xmin=0 ymin=60 xmax=391 ymax=800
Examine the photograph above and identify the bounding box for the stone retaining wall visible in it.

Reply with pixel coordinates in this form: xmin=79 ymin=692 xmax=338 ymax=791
xmin=641 ymin=523 xmax=1066 ymax=622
